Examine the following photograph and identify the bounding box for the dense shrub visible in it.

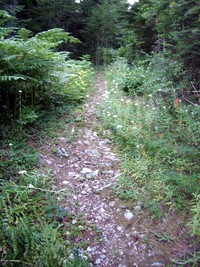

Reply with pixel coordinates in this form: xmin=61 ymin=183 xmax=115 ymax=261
xmin=0 ymin=11 xmax=94 ymax=126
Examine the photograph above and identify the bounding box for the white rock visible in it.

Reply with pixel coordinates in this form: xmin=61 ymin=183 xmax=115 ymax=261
xmin=85 ymin=149 xmax=100 ymax=157
xmin=100 ymin=254 xmax=106 ymax=259
xmin=119 ymin=251 xmax=124 ymax=256
xmin=57 ymin=147 xmax=69 ymax=158
xmin=83 ymin=140 xmax=90 ymax=146
xmin=81 ymin=167 xmax=93 ymax=174
xmin=45 ymin=159 xmax=52 ymax=165
xmin=68 ymin=172 xmax=76 ymax=177
xmin=124 ymin=211 xmax=134 ymax=220
xmin=87 ymin=246 xmax=94 ymax=252
xmin=109 ymin=201 xmax=115 ymax=207
xmin=100 ymin=208 xmax=105 ymax=213
xmin=95 ymin=259 xmax=101 ymax=265
xmin=80 ymin=205 xmax=86 ymax=211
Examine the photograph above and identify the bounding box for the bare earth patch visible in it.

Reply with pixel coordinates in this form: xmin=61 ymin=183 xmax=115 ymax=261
xmin=38 ymin=73 xmax=197 ymax=267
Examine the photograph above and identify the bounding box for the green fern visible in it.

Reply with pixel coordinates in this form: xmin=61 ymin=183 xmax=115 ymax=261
xmin=0 ymin=171 xmax=89 ymax=266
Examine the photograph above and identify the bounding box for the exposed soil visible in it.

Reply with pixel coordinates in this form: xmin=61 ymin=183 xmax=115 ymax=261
xmin=39 ymin=73 xmax=198 ymax=267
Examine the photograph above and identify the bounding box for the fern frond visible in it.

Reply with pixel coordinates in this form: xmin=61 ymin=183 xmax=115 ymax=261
xmin=0 ymin=75 xmax=26 ymax=81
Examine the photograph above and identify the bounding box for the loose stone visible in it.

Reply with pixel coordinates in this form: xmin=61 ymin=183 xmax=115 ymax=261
xmin=100 ymin=254 xmax=106 ymax=259
xmin=109 ymin=201 xmax=115 ymax=207
xmin=87 ymin=246 xmax=94 ymax=252
xmin=57 ymin=147 xmax=69 ymax=158
xmin=81 ymin=167 xmax=93 ymax=174
xmin=85 ymin=149 xmax=100 ymax=157
xmin=95 ymin=259 xmax=101 ymax=265
xmin=124 ymin=210 xmax=134 ymax=220
xmin=151 ymin=263 xmax=165 ymax=267
xmin=83 ymin=140 xmax=90 ymax=146
xmin=81 ymin=190 xmax=87 ymax=195
xmin=68 ymin=172 xmax=76 ymax=177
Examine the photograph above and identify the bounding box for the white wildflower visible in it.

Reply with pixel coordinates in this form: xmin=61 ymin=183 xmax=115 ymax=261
xmin=19 ymin=90 xmax=22 ymax=93
xmin=117 ymin=125 xmax=123 ymax=129
xmin=113 ymin=115 xmax=117 ymax=118
xmin=28 ymin=183 xmax=35 ymax=189
xmin=63 ymin=180 xmax=69 ymax=185
xmin=18 ymin=170 xmax=27 ymax=175
xmin=9 ymin=143 xmax=13 ymax=147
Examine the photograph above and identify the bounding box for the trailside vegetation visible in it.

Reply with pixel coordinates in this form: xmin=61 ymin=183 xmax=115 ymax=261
xmin=0 ymin=10 xmax=93 ymax=266
xmin=101 ymin=57 xmax=200 ymax=264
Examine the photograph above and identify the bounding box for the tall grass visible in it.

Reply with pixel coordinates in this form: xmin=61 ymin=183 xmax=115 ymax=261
xmin=100 ymin=58 xmax=200 ymax=228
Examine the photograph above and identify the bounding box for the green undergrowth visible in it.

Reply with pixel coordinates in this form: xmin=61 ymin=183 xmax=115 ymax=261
xmin=0 ymin=171 xmax=89 ymax=266
xmin=0 ymin=61 xmax=94 ymax=266
xmin=100 ymin=59 xmax=200 ymax=235
xmin=0 ymin=108 xmax=91 ymax=266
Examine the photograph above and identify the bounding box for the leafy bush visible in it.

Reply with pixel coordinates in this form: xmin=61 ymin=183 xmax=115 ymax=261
xmin=0 ymin=11 xmax=94 ymax=125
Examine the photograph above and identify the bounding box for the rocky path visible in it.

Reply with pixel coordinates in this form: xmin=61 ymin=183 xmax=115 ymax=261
xmin=39 ymin=74 xmax=189 ymax=267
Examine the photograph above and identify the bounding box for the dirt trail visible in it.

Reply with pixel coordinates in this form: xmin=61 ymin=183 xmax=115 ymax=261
xmin=40 ymin=74 xmax=191 ymax=267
